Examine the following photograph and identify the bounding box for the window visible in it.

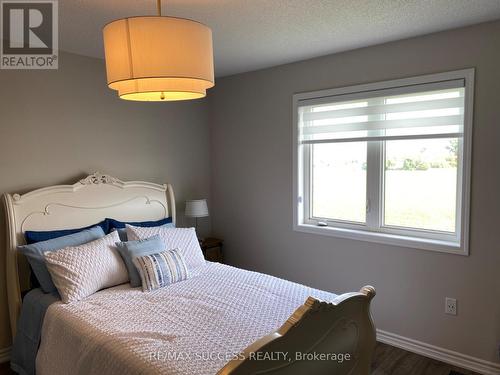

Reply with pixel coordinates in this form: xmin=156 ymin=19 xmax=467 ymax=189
xmin=293 ymin=69 xmax=474 ymax=254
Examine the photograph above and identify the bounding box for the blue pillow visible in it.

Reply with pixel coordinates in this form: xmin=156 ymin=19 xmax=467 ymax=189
xmin=19 ymin=226 xmax=105 ymax=293
xmin=115 ymin=235 xmax=165 ymax=288
xmin=133 ymin=249 xmax=189 ymax=292
xmin=24 ymin=220 xmax=109 ymax=244
xmin=106 ymin=217 xmax=173 ymax=231
xmin=115 ymin=222 xmax=175 ymax=242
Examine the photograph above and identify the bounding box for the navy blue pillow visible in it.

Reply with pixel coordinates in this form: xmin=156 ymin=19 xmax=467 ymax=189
xmin=106 ymin=217 xmax=173 ymax=231
xmin=24 ymin=220 xmax=109 ymax=244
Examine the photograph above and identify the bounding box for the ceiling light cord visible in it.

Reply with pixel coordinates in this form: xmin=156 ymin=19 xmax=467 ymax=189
xmin=157 ymin=0 xmax=161 ymax=16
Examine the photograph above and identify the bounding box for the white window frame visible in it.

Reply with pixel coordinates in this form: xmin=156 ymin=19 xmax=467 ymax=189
xmin=292 ymin=69 xmax=474 ymax=255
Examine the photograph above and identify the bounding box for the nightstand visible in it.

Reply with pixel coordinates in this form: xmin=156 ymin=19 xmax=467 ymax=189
xmin=200 ymin=237 xmax=223 ymax=263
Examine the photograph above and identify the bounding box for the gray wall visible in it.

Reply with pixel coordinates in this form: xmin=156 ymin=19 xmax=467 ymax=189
xmin=210 ymin=21 xmax=500 ymax=363
xmin=0 ymin=51 xmax=211 ymax=348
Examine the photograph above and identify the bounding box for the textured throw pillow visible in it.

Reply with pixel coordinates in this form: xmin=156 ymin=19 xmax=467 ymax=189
xmin=44 ymin=231 xmax=128 ymax=303
xmin=114 ymin=223 xmax=175 ymax=242
xmin=133 ymin=249 xmax=189 ymax=292
xmin=126 ymin=226 xmax=206 ymax=270
xmin=19 ymin=226 xmax=106 ymax=293
xmin=115 ymin=235 xmax=166 ymax=287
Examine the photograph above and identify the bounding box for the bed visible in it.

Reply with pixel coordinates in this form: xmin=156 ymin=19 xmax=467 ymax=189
xmin=4 ymin=172 xmax=376 ymax=375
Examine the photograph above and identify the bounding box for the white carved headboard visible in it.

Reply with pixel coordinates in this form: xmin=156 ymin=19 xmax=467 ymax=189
xmin=3 ymin=172 xmax=176 ymax=337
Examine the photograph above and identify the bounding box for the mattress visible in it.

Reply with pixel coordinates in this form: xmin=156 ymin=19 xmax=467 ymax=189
xmin=36 ymin=262 xmax=338 ymax=375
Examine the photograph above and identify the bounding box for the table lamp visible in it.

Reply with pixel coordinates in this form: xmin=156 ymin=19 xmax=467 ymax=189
xmin=185 ymin=199 xmax=209 ymax=236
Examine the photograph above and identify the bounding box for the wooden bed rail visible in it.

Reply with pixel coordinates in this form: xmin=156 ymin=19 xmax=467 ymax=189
xmin=218 ymin=285 xmax=376 ymax=375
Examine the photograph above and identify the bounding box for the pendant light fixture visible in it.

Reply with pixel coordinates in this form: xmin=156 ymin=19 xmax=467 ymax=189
xmin=103 ymin=0 xmax=214 ymax=101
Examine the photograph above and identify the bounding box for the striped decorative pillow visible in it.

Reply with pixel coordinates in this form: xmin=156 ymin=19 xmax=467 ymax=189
xmin=133 ymin=249 xmax=189 ymax=291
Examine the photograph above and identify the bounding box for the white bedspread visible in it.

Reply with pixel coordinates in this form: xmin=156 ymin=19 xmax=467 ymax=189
xmin=36 ymin=263 xmax=338 ymax=375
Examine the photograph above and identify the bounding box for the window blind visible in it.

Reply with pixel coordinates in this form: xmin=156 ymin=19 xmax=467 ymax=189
xmin=298 ymin=79 xmax=465 ymax=144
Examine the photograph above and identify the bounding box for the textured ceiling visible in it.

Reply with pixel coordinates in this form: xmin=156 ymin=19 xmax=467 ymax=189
xmin=60 ymin=0 xmax=500 ymax=77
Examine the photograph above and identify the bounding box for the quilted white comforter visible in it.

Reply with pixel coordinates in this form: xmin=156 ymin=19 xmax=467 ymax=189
xmin=36 ymin=263 xmax=338 ymax=375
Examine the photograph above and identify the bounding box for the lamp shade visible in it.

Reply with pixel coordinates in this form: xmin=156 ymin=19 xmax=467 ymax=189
xmin=103 ymin=16 xmax=214 ymax=101
xmin=185 ymin=199 xmax=209 ymax=218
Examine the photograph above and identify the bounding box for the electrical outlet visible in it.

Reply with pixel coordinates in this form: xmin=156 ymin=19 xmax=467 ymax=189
xmin=445 ymin=297 xmax=457 ymax=315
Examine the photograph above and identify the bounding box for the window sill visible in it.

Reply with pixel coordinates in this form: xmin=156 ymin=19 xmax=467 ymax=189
xmin=294 ymin=223 xmax=468 ymax=256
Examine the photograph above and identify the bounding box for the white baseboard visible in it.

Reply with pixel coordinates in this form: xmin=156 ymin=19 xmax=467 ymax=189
xmin=0 ymin=346 xmax=11 ymax=364
xmin=377 ymin=329 xmax=500 ymax=375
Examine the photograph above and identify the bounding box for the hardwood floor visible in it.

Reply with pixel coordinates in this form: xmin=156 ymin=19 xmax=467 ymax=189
xmin=0 ymin=342 xmax=480 ymax=375
xmin=372 ymin=343 xmax=479 ymax=375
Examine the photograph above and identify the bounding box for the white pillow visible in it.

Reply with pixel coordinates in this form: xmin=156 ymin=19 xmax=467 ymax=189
xmin=126 ymin=226 xmax=206 ymax=270
xmin=44 ymin=231 xmax=128 ymax=303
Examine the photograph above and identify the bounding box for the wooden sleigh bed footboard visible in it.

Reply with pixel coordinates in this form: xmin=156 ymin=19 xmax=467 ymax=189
xmin=218 ymin=286 xmax=376 ymax=375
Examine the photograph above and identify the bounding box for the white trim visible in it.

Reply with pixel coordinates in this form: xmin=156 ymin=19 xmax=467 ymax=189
xmin=366 ymin=140 xmax=381 ymax=229
xmin=0 ymin=346 xmax=11 ymax=364
xmin=295 ymin=223 xmax=464 ymax=254
xmin=292 ymin=68 xmax=474 ymax=256
xmin=460 ymin=68 xmax=474 ymax=258
xmin=294 ymin=70 xmax=470 ymax=102
xmin=292 ymin=92 xmax=301 ymax=234
xmin=377 ymin=330 xmax=500 ymax=375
